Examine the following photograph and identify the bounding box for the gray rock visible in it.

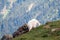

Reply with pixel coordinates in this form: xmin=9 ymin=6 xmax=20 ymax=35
xmin=1 ymin=34 xmax=13 ymax=40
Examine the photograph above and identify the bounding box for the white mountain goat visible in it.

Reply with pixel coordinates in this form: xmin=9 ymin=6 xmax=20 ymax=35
xmin=27 ymin=19 xmax=41 ymax=31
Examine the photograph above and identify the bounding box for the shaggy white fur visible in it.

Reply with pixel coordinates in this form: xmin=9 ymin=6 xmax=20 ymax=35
xmin=27 ymin=19 xmax=41 ymax=31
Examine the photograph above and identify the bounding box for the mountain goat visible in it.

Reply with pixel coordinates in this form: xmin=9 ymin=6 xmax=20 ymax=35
xmin=27 ymin=19 xmax=41 ymax=31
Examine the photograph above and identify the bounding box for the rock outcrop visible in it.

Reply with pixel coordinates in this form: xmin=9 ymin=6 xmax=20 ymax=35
xmin=1 ymin=34 xmax=13 ymax=40
xmin=13 ymin=24 xmax=29 ymax=38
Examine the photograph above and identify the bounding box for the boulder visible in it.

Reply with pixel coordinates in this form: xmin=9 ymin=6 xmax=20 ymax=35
xmin=13 ymin=24 xmax=29 ymax=38
xmin=51 ymin=28 xmax=60 ymax=36
xmin=51 ymin=28 xmax=60 ymax=32
xmin=13 ymin=31 xmax=21 ymax=38
xmin=1 ymin=34 xmax=13 ymax=40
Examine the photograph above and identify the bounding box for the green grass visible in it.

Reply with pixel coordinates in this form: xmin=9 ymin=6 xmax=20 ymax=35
xmin=12 ymin=20 xmax=60 ymax=40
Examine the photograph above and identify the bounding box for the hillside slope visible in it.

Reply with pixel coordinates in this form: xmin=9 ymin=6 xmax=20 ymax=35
xmin=0 ymin=0 xmax=60 ymax=38
xmin=12 ymin=20 xmax=60 ymax=40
